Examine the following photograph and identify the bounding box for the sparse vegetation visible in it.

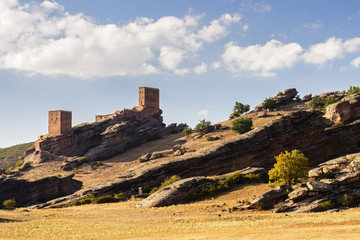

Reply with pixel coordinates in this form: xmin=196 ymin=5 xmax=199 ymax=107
xmin=319 ymin=200 xmax=332 ymax=210
xmin=188 ymin=172 xmax=265 ymax=201
xmin=309 ymin=96 xmax=338 ymax=111
xmin=315 ymin=170 xmax=338 ymax=180
xmin=262 ymin=97 xmax=277 ymax=109
xmin=182 ymin=126 xmax=193 ymax=137
xmin=77 ymin=156 xmax=89 ymax=165
xmin=339 ymin=194 xmax=354 ymax=206
xmin=92 ymin=161 xmax=103 ymax=169
xmin=194 ymin=119 xmax=211 ymax=134
xmin=231 ymin=118 xmax=253 ymax=134
xmin=230 ymin=101 xmax=250 ymax=119
xmin=206 ymin=136 xmax=213 ymax=141
xmin=0 ymin=142 xmax=34 ymax=170
xmin=15 ymin=159 xmax=23 ymax=168
xmin=277 ymin=91 xmax=284 ymax=96
xmin=329 ymin=121 xmax=345 ymax=129
xmin=2 ymin=198 xmax=16 ymax=210
xmin=149 ymin=175 xmax=181 ymax=195
xmin=346 ymin=86 xmax=360 ymax=95
xmin=55 ymin=193 xmax=126 ymax=208
xmin=268 ymin=150 xmax=309 ymax=187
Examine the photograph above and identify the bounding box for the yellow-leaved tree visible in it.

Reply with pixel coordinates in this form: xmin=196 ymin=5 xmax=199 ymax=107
xmin=268 ymin=150 xmax=309 ymax=187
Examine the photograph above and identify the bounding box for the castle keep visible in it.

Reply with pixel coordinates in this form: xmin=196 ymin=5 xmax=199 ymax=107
xmin=138 ymin=87 xmax=159 ymax=110
xmin=48 ymin=110 xmax=72 ymax=135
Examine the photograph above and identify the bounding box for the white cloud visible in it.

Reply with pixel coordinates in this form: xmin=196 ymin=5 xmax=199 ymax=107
xmin=198 ymin=109 xmax=209 ymax=117
xmin=344 ymin=38 xmax=360 ymax=53
xmin=0 ymin=1 xmax=241 ymax=78
xmin=350 ymin=56 xmax=360 ymax=68
xmin=222 ymin=40 xmax=303 ymax=77
xmin=302 ymin=37 xmax=344 ymax=65
xmin=304 ymin=20 xmax=323 ymax=29
xmin=194 ymin=62 xmax=208 ymax=74
xmin=252 ymin=2 xmax=272 ymax=13
xmin=198 ymin=13 xmax=241 ymax=42
xmin=174 ymin=68 xmax=190 ymax=75
xmin=211 ymin=61 xmax=221 ymax=69
xmin=159 ymin=46 xmax=185 ymax=71
xmin=242 ymin=24 xmax=249 ymax=32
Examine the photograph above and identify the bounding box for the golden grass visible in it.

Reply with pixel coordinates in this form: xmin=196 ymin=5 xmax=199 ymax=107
xmin=1 ymin=184 xmax=360 ymax=240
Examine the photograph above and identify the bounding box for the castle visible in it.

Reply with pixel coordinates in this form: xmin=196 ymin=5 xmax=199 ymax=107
xmin=48 ymin=87 xmax=160 ymax=135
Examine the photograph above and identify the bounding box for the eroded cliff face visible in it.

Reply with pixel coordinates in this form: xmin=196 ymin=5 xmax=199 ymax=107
xmin=0 ymin=174 xmax=82 ymax=207
xmin=23 ymin=107 xmax=184 ymax=166
xmin=325 ymin=93 xmax=360 ymax=124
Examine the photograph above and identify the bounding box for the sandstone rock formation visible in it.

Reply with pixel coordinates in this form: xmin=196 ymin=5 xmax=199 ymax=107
xmin=255 ymin=88 xmax=298 ymax=111
xmin=244 ymin=152 xmax=360 ymax=213
xmin=325 ymin=93 xmax=360 ymax=123
xmin=0 ymin=174 xmax=82 ymax=207
xmin=32 ymin=110 xmax=360 ymax=208
xmin=24 ymin=107 xmax=185 ymax=168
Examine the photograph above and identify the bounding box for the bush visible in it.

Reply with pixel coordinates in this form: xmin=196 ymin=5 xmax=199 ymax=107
xmin=268 ymin=150 xmax=309 ymax=187
xmin=339 ymin=194 xmax=354 ymax=206
xmin=309 ymin=96 xmax=339 ymax=111
xmin=182 ymin=126 xmax=193 ymax=137
xmin=3 ymin=199 xmax=16 ymax=210
xmin=231 ymin=118 xmax=253 ymax=134
xmin=329 ymin=121 xmax=344 ymax=129
xmin=60 ymin=193 xmax=126 ymax=208
xmin=92 ymin=161 xmax=102 ymax=169
xmin=150 ymin=175 xmax=181 ymax=195
xmin=15 ymin=160 xmax=24 ymax=168
xmin=194 ymin=119 xmax=211 ymax=134
xmin=77 ymin=157 xmax=89 ymax=165
xmin=262 ymin=97 xmax=277 ymax=109
xmin=346 ymin=86 xmax=360 ymax=95
xmin=277 ymin=91 xmax=284 ymax=96
xmin=206 ymin=136 xmax=213 ymax=141
xmin=319 ymin=200 xmax=332 ymax=210
xmin=230 ymin=102 xmax=250 ymax=118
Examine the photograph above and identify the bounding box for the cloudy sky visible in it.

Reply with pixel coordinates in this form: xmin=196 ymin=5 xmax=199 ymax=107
xmin=1 ymin=0 xmax=360 ymax=148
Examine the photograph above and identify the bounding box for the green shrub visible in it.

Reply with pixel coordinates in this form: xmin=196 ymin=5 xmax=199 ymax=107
xmin=5 ymin=167 xmax=13 ymax=174
xmin=277 ymin=91 xmax=284 ymax=96
xmin=231 ymin=118 xmax=253 ymax=134
xmin=262 ymin=97 xmax=277 ymax=109
xmin=206 ymin=136 xmax=213 ymax=141
xmin=150 ymin=175 xmax=181 ymax=195
xmin=3 ymin=199 xmax=16 ymax=210
xmin=77 ymin=157 xmax=89 ymax=165
xmin=346 ymin=86 xmax=360 ymax=95
xmin=329 ymin=121 xmax=344 ymax=129
xmin=194 ymin=119 xmax=211 ymax=134
xmin=92 ymin=161 xmax=102 ymax=169
xmin=230 ymin=102 xmax=250 ymax=118
xmin=268 ymin=150 xmax=309 ymax=187
xmin=339 ymin=194 xmax=354 ymax=206
xmin=60 ymin=193 xmax=126 ymax=208
xmin=309 ymin=96 xmax=339 ymax=111
xmin=182 ymin=126 xmax=193 ymax=137
xmin=15 ymin=160 xmax=23 ymax=168
xmin=319 ymin=200 xmax=332 ymax=210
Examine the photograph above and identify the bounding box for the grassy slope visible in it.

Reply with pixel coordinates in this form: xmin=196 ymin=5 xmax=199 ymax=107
xmin=0 ymin=142 xmax=34 ymax=170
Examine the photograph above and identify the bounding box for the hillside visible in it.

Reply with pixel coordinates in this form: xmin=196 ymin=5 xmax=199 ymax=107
xmin=0 ymin=142 xmax=34 ymax=171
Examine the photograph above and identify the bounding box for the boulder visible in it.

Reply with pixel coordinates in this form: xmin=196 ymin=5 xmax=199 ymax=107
xmin=306 ymin=181 xmax=332 ymax=192
xmin=288 ymin=187 xmax=308 ymax=202
xmin=250 ymin=185 xmax=291 ymax=209
xmin=301 ymin=94 xmax=312 ymax=102
xmin=273 ymin=88 xmax=298 ymax=105
xmin=135 ymin=177 xmax=215 ymax=208
xmin=257 ymin=111 xmax=267 ymax=118
xmin=325 ymin=93 xmax=360 ymax=123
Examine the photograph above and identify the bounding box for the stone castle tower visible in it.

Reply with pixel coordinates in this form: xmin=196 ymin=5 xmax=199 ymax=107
xmin=48 ymin=110 xmax=72 ymax=135
xmin=138 ymin=87 xmax=159 ymax=110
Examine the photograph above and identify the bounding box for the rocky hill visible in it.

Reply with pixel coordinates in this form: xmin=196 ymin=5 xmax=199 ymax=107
xmin=2 ymin=87 xmax=360 ymax=213
xmin=0 ymin=142 xmax=34 ymax=171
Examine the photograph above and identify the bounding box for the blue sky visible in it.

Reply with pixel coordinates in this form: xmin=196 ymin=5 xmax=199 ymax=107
xmin=1 ymin=0 xmax=360 ymax=148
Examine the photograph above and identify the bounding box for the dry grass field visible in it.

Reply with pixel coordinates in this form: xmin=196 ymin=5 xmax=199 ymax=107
xmin=1 ymin=183 xmax=360 ymax=240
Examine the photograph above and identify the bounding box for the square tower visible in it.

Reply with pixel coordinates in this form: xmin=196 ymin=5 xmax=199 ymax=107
xmin=138 ymin=87 xmax=159 ymax=110
xmin=48 ymin=110 xmax=72 ymax=135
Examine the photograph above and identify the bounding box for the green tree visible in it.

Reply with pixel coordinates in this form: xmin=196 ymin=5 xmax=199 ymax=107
xmin=182 ymin=126 xmax=193 ymax=137
xmin=231 ymin=118 xmax=253 ymax=134
xmin=262 ymin=97 xmax=277 ymax=109
xmin=194 ymin=119 xmax=211 ymax=134
xmin=230 ymin=102 xmax=250 ymax=118
xmin=268 ymin=150 xmax=309 ymax=187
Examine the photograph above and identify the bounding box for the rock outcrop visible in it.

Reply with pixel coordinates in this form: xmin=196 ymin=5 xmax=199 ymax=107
xmin=255 ymin=88 xmax=298 ymax=111
xmin=244 ymin=152 xmax=360 ymax=213
xmin=325 ymin=93 xmax=360 ymax=124
xmin=24 ymin=107 xmax=185 ymax=167
xmin=0 ymin=174 xmax=82 ymax=207
xmin=32 ymin=110 xmax=360 ymax=208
